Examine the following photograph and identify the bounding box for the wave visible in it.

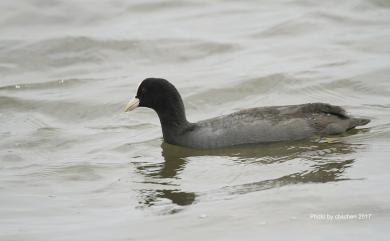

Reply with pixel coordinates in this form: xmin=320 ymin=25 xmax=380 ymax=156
xmin=0 ymin=36 xmax=238 ymax=76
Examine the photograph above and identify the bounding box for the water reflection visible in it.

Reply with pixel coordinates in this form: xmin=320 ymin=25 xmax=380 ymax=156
xmin=139 ymin=189 xmax=196 ymax=209
xmin=214 ymin=158 xmax=355 ymax=198
xmin=133 ymin=138 xmax=363 ymax=213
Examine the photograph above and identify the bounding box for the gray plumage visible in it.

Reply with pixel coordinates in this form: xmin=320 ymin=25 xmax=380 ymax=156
xmin=128 ymin=78 xmax=370 ymax=149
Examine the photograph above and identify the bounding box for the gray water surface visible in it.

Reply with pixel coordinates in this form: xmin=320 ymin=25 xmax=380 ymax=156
xmin=1 ymin=0 xmax=390 ymax=240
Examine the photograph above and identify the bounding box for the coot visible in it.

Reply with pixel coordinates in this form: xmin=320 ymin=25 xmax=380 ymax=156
xmin=125 ymin=78 xmax=370 ymax=149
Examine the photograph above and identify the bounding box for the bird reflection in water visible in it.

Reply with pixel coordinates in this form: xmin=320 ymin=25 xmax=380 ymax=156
xmin=132 ymin=135 xmax=365 ymax=214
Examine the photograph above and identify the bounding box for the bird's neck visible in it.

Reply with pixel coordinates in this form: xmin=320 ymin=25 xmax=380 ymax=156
xmin=155 ymin=101 xmax=192 ymax=144
xmin=157 ymin=107 xmax=188 ymax=127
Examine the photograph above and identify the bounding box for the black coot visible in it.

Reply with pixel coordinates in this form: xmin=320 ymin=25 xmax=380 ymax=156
xmin=125 ymin=78 xmax=370 ymax=149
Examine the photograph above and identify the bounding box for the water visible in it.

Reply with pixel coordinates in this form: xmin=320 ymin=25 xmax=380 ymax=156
xmin=1 ymin=0 xmax=390 ymax=240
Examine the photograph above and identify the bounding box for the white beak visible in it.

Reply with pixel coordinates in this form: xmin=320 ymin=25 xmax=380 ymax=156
xmin=125 ymin=97 xmax=140 ymax=112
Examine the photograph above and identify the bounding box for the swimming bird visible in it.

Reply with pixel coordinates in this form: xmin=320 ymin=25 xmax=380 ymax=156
xmin=125 ymin=78 xmax=370 ymax=149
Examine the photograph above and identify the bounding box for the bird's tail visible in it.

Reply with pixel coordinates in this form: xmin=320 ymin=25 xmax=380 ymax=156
xmin=349 ymin=118 xmax=370 ymax=129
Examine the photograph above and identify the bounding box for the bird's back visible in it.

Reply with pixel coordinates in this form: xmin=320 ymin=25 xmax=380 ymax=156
xmin=177 ymin=103 xmax=369 ymax=149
